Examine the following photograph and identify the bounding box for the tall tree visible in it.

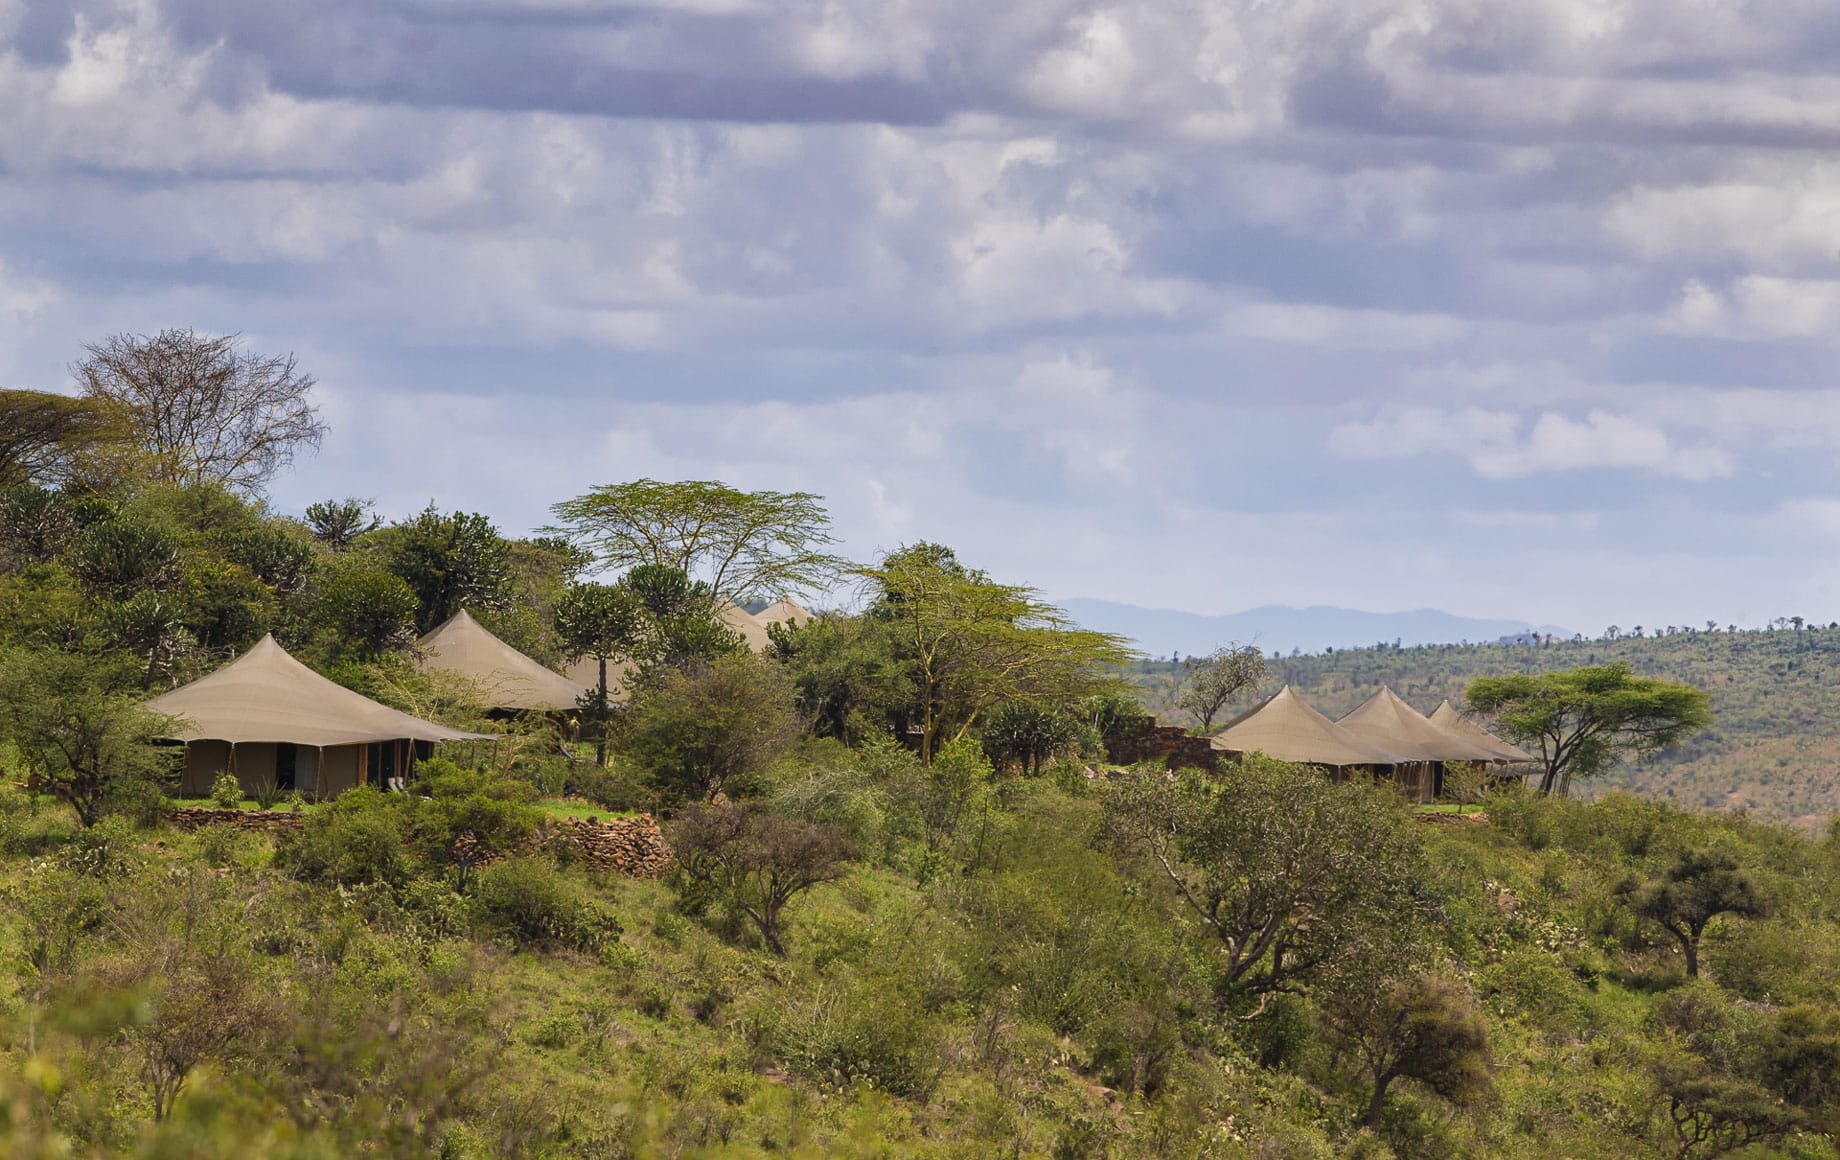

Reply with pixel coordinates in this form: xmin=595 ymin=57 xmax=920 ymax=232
xmin=74 ymin=330 xmax=325 ymax=492
xmin=1466 ymin=663 xmax=1712 ymax=796
xmin=1176 ymin=645 xmax=1268 ymax=731
xmin=377 ymin=506 xmax=510 ymax=633
xmin=856 ymin=543 xmax=1131 ymax=762
xmin=304 ymin=497 xmax=380 ymax=549
xmin=545 ymin=478 xmax=843 ymax=603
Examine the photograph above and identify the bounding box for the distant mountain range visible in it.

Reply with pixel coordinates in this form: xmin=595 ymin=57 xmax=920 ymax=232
xmin=1060 ymin=599 xmax=1573 ymax=657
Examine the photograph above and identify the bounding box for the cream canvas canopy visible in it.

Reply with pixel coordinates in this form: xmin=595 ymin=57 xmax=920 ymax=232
xmin=1431 ymin=700 xmax=1535 ymax=762
xmin=718 ymin=602 xmax=774 ymax=652
xmin=1339 ymin=686 xmax=1503 ymax=763
xmin=754 ymin=598 xmax=814 ymax=628
xmin=565 ymin=655 xmax=636 ymax=700
xmin=1211 ymin=686 xmax=1406 ymax=767
xmin=147 ymin=635 xmax=485 ymax=746
xmin=417 ymin=609 xmax=586 ymax=712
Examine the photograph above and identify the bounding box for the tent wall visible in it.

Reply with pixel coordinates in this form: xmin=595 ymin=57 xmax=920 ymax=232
xmin=317 ymin=745 xmax=361 ymax=796
xmin=181 ymin=740 xmax=232 ymax=795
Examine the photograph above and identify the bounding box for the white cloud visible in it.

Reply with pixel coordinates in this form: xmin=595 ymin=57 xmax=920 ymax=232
xmin=1330 ymin=407 xmax=1733 ymax=480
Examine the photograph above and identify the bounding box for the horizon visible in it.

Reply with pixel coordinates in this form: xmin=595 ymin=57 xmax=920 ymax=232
xmin=5 ymin=2 xmax=1840 ymax=629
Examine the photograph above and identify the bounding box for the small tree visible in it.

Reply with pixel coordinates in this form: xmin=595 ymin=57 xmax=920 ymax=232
xmin=553 ymin=580 xmax=644 ymax=766
xmin=980 ymin=701 xmax=1080 ymax=774
xmin=0 ymin=649 xmax=179 ymax=827
xmin=74 ymin=329 xmax=325 ymax=493
xmin=304 ymin=497 xmax=380 ymax=549
xmin=1176 ymin=645 xmax=1267 ymax=732
xmin=623 ymin=653 xmax=801 ymax=802
xmin=313 ymin=565 xmax=421 ymax=660
xmin=1320 ymin=973 xmax=1493 ymax=1128
xmin=1101 ymin=758 xmax=1425 ymax=1008
xmin=1622 ymin=850 xmax=1768 ymax=979
xmin=1466 ymin=663 xmax=1711 ymax=796
xmin=669 ymin=801 xmax=853 ymax=956
xmin=1655 ymin=1061 xmax=1803 ymax=1160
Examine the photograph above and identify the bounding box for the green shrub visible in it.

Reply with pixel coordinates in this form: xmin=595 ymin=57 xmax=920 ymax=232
xmin=209 ymin=770 xmax=241 ymax=810
xmin=274 ymin=788 xmax=412 ymax=886
xmin=564 ymin=761 xmax=657 ymax=814
xmin=770 ymin=978 xmax=942 ymax=1097
xmin=468 ymin=858 xmax=621 ymax=952
xmin=250 ymin=772 xmax=283 ymax=811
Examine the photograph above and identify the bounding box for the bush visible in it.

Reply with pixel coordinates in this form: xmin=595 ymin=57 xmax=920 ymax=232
xmin=769 ymin=978 xmax=943 ymax=1097
xmin=209 ymin=770 xmax=241 ymax=810
xmin=274 ymin=788 xmax=412 ymax=887
xmin=469 ymin=858 xmax=621 ymax=952
xmin=564 ymin=761 xmax=657 ymax=815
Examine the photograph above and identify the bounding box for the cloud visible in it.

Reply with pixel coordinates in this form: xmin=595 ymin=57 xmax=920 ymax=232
xmin=1330 ymin=407 xmax=1734 ymax=480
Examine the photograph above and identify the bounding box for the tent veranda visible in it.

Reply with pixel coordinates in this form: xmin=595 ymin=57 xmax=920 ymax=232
xmin=146 ymin=635 xmax=488 ymax=798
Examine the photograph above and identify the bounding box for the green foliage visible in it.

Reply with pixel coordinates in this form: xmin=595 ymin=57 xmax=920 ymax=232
xmin=1623 ymin=849 xmax=1769 ymax=978
xmin=0 ymin=647 xmax=180 ymax=827
xmin=544 ymin=477 xmax=843 ymax=604
xmin=622 ymin=652 xmax=801 ymax=803
xmin=1176 ymin=644 xmax=1268 ymax=731
xmin=309 ymin=562 xmax=419 ymax=659
xmin=669 ymin=800 xmax=853 ymax=956
xmin=854 ymin=542 xmax=1133 ymax=762
xmin=375 ymin=505 xmax=510 ymax=633
xmin=980 ymin=700 xmax=1082 ymax=774
xmin=209 ymin=770 xmax=241 ymax=810
xmin=468 ymin=857 xmax=621 ymax=952
xmin=1102 ymin=757 xmax=1426 ymax=1002
xmin=1319 ymin=973 xmax=1494 ymax=1128
xmin=769 ymin=611 xmax=914 ymax=743
xmin=1469 ymin=662 xmax=1714 ymax=796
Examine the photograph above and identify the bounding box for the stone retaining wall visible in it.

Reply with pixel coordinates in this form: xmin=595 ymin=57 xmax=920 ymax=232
xmin=168 ymin=806 xmax=305 ymax=832
xmin=1103 ymin=715 xmax=1221 ymax=772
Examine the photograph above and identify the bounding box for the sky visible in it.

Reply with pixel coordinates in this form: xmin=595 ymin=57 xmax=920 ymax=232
xmin=2 ymin=0 xmax=1839 ymax=632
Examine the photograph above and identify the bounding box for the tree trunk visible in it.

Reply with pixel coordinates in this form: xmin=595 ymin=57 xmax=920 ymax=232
xmin=1366 ymin=1074 xmax=1392 ymax=1128
xmin=1681 ymin=933 xmax=1700 ymax=979
xmin=595 ymin=657 xmax=609 ymax=768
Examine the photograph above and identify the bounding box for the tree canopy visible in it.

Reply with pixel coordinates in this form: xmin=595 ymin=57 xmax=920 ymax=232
xmin=1466 ymin=663 xmax=1712 ymax=796
xmin=545 ymin=478 xmax=843 ymax=604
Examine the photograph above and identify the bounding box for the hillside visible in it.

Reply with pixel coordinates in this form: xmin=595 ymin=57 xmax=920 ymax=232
xmin=1061 ymin=598 xmax=1572 ymax=657
xmin=1130 ymin=627 xmax=1840 ymax=829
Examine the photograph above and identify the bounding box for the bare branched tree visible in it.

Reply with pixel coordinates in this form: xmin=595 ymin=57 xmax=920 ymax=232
xmin=74 ymin=329 xmax=326 ymax=492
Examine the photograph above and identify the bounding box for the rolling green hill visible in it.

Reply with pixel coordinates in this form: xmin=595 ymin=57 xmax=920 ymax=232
xmin=1129 ymin=627 xmax=1840 ymax=828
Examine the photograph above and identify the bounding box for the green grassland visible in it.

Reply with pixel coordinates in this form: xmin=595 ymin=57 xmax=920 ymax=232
xmin=6 ymin=768 xmax=1840 ymax=1159
xmin=1130 ymin=627 xmax=1840 ymax=828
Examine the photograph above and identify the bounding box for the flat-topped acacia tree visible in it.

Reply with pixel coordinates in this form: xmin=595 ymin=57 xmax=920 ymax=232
xmin=1466 ymin=663 xmax=1711 ymax=796
xmin=545 ymin=479 xmax=844 ymax=607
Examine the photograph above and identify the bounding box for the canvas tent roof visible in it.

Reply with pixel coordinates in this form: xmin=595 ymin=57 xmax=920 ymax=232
xmin=146 ymin=635 xmax=486 ymax=746
xmin=718 ymin=602 xmax=774 ymax=652
xmin=564 ymin=655 xmax=636 ymax=701
xmin=1430 ymin=701 xmax=1535 ymax=762
xmin=1211 ymin=686 xmax=1405 ymax=767
xmin=416 ymin=609 xmax=586 ymax=712
xmin=754 ymin=599 xmax=814 ymax=628
xmin=1338 ymin=686 xmax=1503 ymax=763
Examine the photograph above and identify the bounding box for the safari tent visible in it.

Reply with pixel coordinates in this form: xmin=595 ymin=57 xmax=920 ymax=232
xmin=146 ymin=635 xmax=485 ymax=798
xmin=753 ymin=598 xmax=814 ymax=629
xmin=718 ymin=602 xmax=774 ymax=652
xmin=1430 ymin=700 xmax=1536 ymax=763
xmin=1338 ymin=686 xmax=1502 ymax=801
xmin=1210 ymin=685 xmax=1405 ymax=769
xmin=416 ymin=609 xmax=585 ymax=712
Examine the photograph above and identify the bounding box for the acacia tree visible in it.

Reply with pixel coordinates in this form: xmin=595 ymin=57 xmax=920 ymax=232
xmin=0 ymin=649 xmax=179 ymax=826
xmin=74 ymin=330 xmax=325 ymax=492
xmin=0 ymin=388 xmax=129 ymax=487
xmin=1466 ymin=663 xmax=1711 ymax=796
xmin=1622 ymin=850 xmax=1768 ymax=979
xmin=1176 ymin=644 xmax=1267 ymax=731
xmin=1100 ymin=758 xmax=1424 ymax=1010
xmin=1319 ymin=974 xmax=1494 ymax=1128
xmin=856 ymin=543 xmax=1132 ymax=763
xmin=545 ymin=478 xmax=843 ymax=604
xmin=553 ymin=581 xmax=644 ymax=766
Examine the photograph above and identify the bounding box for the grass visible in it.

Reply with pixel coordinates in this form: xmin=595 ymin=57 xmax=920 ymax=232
xmin=536 ymin=798 xmax=637 ymax=822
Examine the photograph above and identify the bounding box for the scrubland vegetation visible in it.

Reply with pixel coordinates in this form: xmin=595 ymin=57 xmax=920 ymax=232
xmin=4 ymin=336 xmax=1840 ymax=1157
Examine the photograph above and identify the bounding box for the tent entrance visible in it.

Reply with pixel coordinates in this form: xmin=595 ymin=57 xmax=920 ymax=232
xmin=275 ymin=743 xmax=297 ymax=791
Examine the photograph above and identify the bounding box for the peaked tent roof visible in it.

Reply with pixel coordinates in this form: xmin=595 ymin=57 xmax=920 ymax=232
xmin=564 ymin=655 xmax=637 ymax=700
xmin=1430 ymin=701 xmax=1535 ymax=762
xmin=754 ymin=598 xmax=814 ymax=628
xmin=146 ymin=635 xmax=486 ymax=746
xmin=718 ymin=602 xmax=774 ymax=652
xmin=416 ymin=609 xmax=586 ymax=712
xmin=1211 ymin=686 xmax=1405 ymax=767
xmin=1338 ymin=686 xmax=1503 ymax=763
